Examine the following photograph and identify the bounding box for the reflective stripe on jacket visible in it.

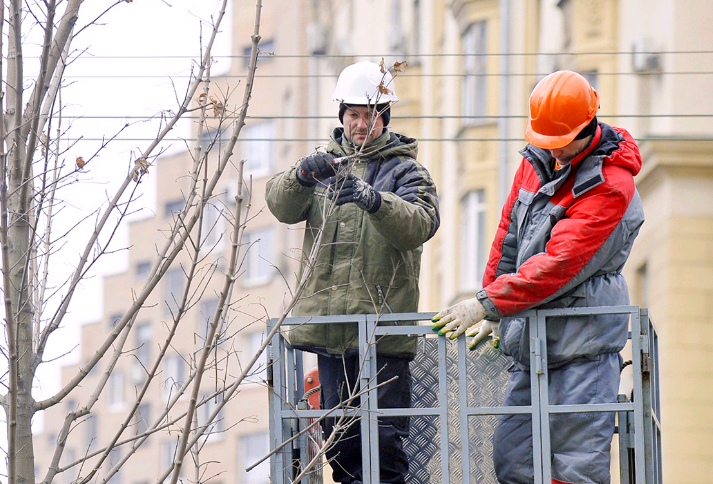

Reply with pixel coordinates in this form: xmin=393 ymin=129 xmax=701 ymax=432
xmin=476 ymin=123 xmax=645 ymax=366
xmin=266 ymin=128 xmax=440 ymax=358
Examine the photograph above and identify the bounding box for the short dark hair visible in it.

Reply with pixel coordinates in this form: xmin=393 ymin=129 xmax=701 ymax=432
xmin=339 ymin=102 xmax=391 ymax=126
xmin=574 ymin=116 xmax=598 ymax=140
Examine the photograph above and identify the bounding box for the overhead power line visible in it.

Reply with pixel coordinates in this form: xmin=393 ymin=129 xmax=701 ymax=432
xmin=71 ymin=50 xmax=713 ymax=60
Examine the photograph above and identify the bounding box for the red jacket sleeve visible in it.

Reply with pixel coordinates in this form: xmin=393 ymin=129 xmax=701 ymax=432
xmin=482 ymin=164 xmax=635 ymax=317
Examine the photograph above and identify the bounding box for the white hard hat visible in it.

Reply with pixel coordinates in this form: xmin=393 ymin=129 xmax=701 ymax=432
xmin=332 ymin=61 xmax=399 ymax=105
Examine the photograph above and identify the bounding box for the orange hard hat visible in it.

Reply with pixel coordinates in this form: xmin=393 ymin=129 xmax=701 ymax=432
xmin=525 ymin=70 xmax=599 ymax=149
xmin=303 ymin=366 xmax=320 ymax=410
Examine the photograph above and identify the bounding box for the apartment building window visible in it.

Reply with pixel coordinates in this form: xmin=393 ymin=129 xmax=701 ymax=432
xmin=162 ymin=354 xmax=185 ymax=401
xmin=199 ymin=128 xmax=230 ymax=157
xmin=460 ymin=190 xmax=487 ymax=292
xmin=200 ymin=199 xmax=226 ymax=253
xmin=198 ymin=392 xmax=225 ymax=442
xmin=241 ymin=121 xmax=275 ymax=178
xmin=636 ymin=262 xmax=649 ymax=309
xmin=462 ymin=21 xmax=487 ymax=126
xmin=108 ymin=371 xmax=124 ymax=411
xmin=244 ymin=331 xmax=267 ymax=382
xmin=85 ymin=414 xmax=98 ymax=451
xmin=389 ymin=0 xmax=404 ymax=55
xmin=240 ymin=432 xmax=269 ymax=483
xmin=243 ymin=39 xmax=274 ymax=68
xmin=64 ymin=449 xmax=77 ymax=484
xmin=558 ymin=0 xmax=573 ymax=49
xmin=109 ymin=313 xmax=122 ymax=329
xmin=135 ymin=403 xmax=151 ymax=437
xmin=107 ymin=447 xmax=121 ymax=484
xmin=135 ymin=323 xmax=152 ymax=369
xmin=136 ymin=261 xmax=151 ymax=278
xmin=164 ymin=199 xmax=185 ymax=218
xmin=242 ymin=228 xmax=274 ymax=287
xmin=161 ymin=439 xmax=180 ymax=479
xmin=199 ymin=298 xmax=222 ymax=346
xmin=581 ymin=70 xmax=599 ymax=90
xmin=164 ymin=268 xmax=186 ymax=316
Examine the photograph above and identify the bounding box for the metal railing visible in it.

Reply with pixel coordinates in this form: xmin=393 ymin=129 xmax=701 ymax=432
xmin=267 ymin=306 xmax=661 ymax=484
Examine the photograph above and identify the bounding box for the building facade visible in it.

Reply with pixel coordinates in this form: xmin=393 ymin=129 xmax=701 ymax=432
xmin=34 ymin=1 xmax=713 ymax=483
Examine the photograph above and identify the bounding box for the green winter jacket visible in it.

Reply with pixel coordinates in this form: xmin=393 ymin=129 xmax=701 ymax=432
xmin=265 ymin=128 xmax=440 ymax=358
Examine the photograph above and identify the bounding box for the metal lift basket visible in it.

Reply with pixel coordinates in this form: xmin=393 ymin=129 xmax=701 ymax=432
xmin=267 ymin=306 xmax=661 ymax=484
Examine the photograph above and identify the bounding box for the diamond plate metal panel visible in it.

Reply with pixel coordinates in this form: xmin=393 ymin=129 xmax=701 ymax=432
xmin=405 ymin=336 xmax=511 ymax=484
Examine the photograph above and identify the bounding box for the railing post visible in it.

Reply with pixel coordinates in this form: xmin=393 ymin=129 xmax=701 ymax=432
xmin=438 ymin=330 xmax=451 ymax=484
xmin=457 ymin=334 xmax=470 ymax=482
xmin=617 ymin=394 xmax=633 ymax=484
xmin=267 ymin=319 xmax=288 ymax=484
xmin=529 ymin=311 xmax=551 ymax=484
xmin=630 ymin=308 xmax=647 ymax=484
xmin=640 ymin=308 xmax=663 ymax=484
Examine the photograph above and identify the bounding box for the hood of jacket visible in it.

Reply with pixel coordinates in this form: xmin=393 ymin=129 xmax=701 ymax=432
xmin=519 ymin=123 xmax=642 ymax=199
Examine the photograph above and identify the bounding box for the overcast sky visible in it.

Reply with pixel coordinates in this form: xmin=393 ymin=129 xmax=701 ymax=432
xmin=29 ymin=0 xmax=233 ymax=401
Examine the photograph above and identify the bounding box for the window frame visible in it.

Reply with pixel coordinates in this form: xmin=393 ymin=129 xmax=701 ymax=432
xmin=241 ymin=121 xmax=276 ymax=179
xmin=241 ymin=227 xmax=275 ymax=287
xmin=462 ymin=21 xmax=488 ymax=126
xmin=460 ymin=189 xmax=488 ymax=292
xmin=240 ymin=431 xmax=270 ymax=483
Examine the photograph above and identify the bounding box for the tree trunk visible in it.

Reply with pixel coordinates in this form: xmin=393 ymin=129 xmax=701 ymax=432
xmin=4 ymin=0 xmax=38 ymax=482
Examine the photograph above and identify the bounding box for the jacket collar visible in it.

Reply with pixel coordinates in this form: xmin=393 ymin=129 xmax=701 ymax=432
xmin=520 ymin=124 xmax=610 ymax=198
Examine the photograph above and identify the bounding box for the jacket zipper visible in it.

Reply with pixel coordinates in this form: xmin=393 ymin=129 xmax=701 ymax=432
xmin=376 ymin=285 xmax=393 ymax=314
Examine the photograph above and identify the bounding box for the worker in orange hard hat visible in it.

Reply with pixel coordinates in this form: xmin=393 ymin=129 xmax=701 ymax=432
xmin=433 ymin=70 xmax=644 ymax=484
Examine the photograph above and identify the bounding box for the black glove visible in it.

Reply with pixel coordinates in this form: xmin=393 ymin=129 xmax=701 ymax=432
xmin=327 ymin=174 xmax=382 ymax=213
xmin=295 ymin=152 xmax=336 ymax=186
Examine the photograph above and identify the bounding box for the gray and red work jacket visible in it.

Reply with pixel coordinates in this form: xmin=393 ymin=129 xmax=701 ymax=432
xmin=476 ymin=122 xmax=645 ymax=367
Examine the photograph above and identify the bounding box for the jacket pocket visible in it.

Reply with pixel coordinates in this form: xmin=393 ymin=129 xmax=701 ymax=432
xmin=498 ymin=316 xmax=528 ymax=364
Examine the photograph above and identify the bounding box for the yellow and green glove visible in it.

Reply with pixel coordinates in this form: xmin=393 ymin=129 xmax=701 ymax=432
xmin=431 ymin=297 xmax=487 ymax=339
xmin=431 ymin=297 xmax=500 ymax=350
xmin=465 ymin=319 xmax=500 ymax=351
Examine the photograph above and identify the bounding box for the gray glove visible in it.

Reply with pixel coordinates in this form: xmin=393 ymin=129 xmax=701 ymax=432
xmin=296 ymin=152 xmax=336 ymax=186
xmin=327 ymin=174 xmax=382 ymax=213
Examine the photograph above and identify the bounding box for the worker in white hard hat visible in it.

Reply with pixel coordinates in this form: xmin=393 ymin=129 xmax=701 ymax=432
xmin=266 ymin=61 xmax=440 ymax=484
xmin=433 ymin=71 xmax=645 ymax=484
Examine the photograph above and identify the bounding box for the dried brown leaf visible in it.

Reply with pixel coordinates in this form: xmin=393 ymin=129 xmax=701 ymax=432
xmin=379 ymin=58 xmax=386 ymax=74
xmin=75 ymin=156 xmax=85 ymax=169
xmin=393 ymin=61 xmax=408 ymax=73
xmin=212 ymin=102 xmax=225 ymax=118
xmin=378 ymin=83 xmax=393 ymax=95
xmin=132 ymin=157 xmax=150 ymax=182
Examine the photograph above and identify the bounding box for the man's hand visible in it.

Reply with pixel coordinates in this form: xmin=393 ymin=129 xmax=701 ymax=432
xmin=431 ymin=297 xmax=487 ymax=339
xmin=327 ymin=174 xmax=382 ymax=213
xmin=466 ymin=319 xmax=500 ymax=350
xmin=296 ymin=152 xmax=336 ymax=186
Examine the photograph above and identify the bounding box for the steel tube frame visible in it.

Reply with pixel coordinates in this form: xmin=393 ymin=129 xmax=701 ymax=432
xmin=267 ymin=306 xmax=661 ymax=484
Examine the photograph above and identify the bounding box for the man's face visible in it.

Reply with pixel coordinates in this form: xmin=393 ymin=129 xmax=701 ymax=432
xmin=343 ymin=105 xmax=384 ymax=146
xmin=549 ymin=136 xmax=591 ymax=166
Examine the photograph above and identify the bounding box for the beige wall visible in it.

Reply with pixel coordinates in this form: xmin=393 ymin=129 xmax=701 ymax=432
xmin=33 ymin=1 xmax=713 ymax=483
xmin=629 ymin=138 xmax=713 ymax=483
